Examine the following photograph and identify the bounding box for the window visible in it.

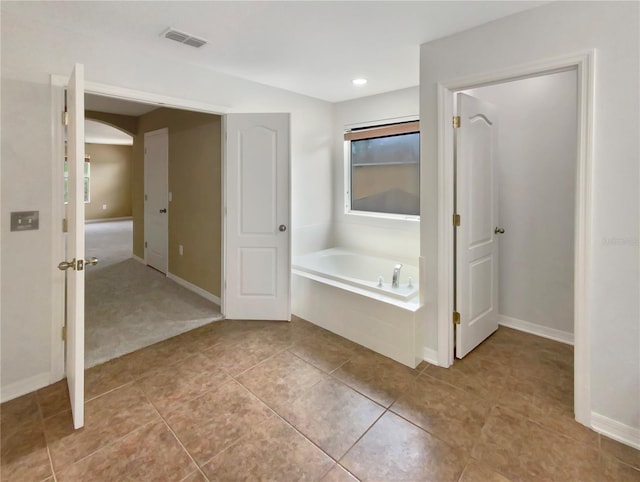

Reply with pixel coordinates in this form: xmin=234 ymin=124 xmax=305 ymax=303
xmin=345 ymin=120 xmax=419 ymax=217
xmin=64 ymin=156 xmax=91 ymax=204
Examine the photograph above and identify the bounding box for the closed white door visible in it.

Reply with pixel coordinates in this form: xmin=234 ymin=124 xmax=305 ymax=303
xmin=61 ymin=64 xmax=85 ymax=429
xmin=224 ymin=114 xmax=290 ymax=320
xmin=144 ymin=128 xmax=169 ymax=273
xmin=456 ymin=93 xmax=499 ymax=358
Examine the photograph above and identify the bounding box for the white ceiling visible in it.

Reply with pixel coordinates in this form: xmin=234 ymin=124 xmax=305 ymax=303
xmin=85 ymin=94 xmax=159 ymax=117
xmin=2 ymin=1 xmax=546 ymax=102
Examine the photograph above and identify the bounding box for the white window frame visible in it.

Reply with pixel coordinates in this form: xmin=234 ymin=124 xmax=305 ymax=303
xmin=344 ymin=115 xmax=420 ymax=222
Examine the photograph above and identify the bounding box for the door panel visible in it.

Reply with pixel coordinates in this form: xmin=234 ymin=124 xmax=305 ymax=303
xmin=456 ymin=93 xmax=499 ymax=358
xmin=225 ymin=114 xmax=290 ymax=320
xmin=144 ymin=128 xmax=169 ymax=273
xmin=65 ymin=64 xmax=85 ymax=429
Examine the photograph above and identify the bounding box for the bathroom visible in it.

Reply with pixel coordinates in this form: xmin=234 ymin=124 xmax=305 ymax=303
xmin=292 ymin=86 xmax=423 ymax=367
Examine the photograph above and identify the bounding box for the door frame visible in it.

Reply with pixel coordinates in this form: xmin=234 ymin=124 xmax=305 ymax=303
xmin=143 ymin=127 xmax=169 ymax=273
xmin=50 ymin=74 xmax=229 ymax=381
xmin=435 ymin=50 xmax=595 ymax=426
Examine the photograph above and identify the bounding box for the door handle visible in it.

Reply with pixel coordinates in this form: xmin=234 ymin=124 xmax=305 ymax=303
xmin=58 ymin=259 xmax=77 ymax=271
xmin=160 ymin=208 xmax=167 ymax=213
xmin=85 ymin=257 xmax=99 ymax=266
xmin=279 ymin=224 xmax=287 ymax=232
xmin=494 ymin=227 xmax=505 ymax=234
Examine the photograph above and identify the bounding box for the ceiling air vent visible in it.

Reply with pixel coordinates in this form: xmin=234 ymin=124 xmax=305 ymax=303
xmin=162 ymin=28 xmax=207 ymax=48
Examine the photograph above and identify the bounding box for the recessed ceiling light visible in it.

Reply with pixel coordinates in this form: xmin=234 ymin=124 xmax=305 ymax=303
xmin=352 ymin=78 xmax=368 ymax=86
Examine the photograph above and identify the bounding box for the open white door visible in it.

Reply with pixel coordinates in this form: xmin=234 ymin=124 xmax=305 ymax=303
xmin=224 ymin=114 xmax=290 ymax=320
xmin=144 ymin=128 xmax=169 ymax=273
xmin=59 ymin=64 xmax=85 ymax=428
xmin=455 ymin=93 xmax=499 ymax=358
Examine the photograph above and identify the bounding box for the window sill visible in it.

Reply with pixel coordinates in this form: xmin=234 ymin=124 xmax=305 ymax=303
xmin=345 ymin=209 xmax=420 ymax=223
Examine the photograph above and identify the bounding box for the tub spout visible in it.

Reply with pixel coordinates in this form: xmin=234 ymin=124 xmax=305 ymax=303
xmin=392 ymin=264 xmax=403 ymax=288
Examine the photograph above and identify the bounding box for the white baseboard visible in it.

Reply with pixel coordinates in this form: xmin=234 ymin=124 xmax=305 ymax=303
xmin=1 ymin=372 xmax=51 ymax=403
xmin=132 ymin=255 xmax=145 ymax=264
xmin=85 ymin=216 xmax=133 ymax=224
xmin=498 ymin=314 xmax=573 ymax=346
xmin=422 ymin=347 xmax=439 ymax=366
xmin=591 ymin=412 xmax=640 ymax=450
xmin=167 ymin=272 xmax=221 ymax=305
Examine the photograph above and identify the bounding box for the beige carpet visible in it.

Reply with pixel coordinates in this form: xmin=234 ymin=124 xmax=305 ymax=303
xmin=85 ymin=220 xmax=222 ymax=368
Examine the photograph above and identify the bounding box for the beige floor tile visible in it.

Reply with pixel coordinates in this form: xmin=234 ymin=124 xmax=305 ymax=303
xmin=0 ymin=420 xmax=52 ymax=482
xmin=391 ymin=373 xmax=491 ymax=452
xmin=322 ymin=465 xmax=359 ymax=481
xmin=289 ymin=333 xmax=355 ymax=373
xmin=332 ymin=350 xmax=419 ymax=407
xmin=279 ymin=377 xmax=384 ymax=459
xmin=122 ymin=336 xmax=198 ymax=380
xmin=424 ymin=355 xmax=511 ymax=402
xmin=472 ymin=406 xmax=602 ymax=482
xmin=496 ymin=375 xmax=597 ymax=446
xmin=236 ymin=350 xmax=326 ymax=413
xmin=203 ymin=335 xmax=290 ymax=377
xmin=56 ymin=421 xmax=196 ymax=482
xmin=139 ymin=352 xmax=231 ymax=415
xmin=43 ymin=384 xmax=159 ymax=470
xmin=0 ymin=394 xmax=41 ymax=433
xmin=601 ymin=435 xmax=640 ymax=469
xmin=180 ymin=470 xmax=208 ymax=482
xmin=201 ymin=416 xmax=333 ymax=481
xmin=36 ymin=380 xmax=70 ymax=419
xmin=458 ymin=461 xmax=512 ymax=482
xmin=341 ymin=412 xmax=465 ymax=482
xmin=600 ymin=452 xmax=640 ymax=482
xmin=165 ymin=380 xmax=273 ymax=465
xmin=84 ymin=356 xmax=133 ymax=401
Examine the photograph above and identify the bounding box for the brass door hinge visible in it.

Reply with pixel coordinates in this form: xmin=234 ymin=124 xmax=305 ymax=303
xmin=453 ymin=214 xmax=461 ymax=226
xmin=61 ymin=325 xmax=67 ymax=341
xmin=62 ymin=111 xmax=69 ymax=126
xmin=452 ymin=116 xmax=460 ymax=129
xmin=453 ymin=311 xmax=461 ymax=325
xmin=145 ymin=241 xmax=148 ymax=248
xmin=62 ymin=218 xmax=68 ymax=233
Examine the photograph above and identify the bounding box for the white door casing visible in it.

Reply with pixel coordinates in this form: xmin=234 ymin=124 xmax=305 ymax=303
xmin=65 ymin=64 xmax=85 ymax=429
xmin=455 ymin=93 xmax=499 ymax=358
xmin=144 ymin=128 xmax=169 ymax=273
xmin=224 ymin=113 xmax=291 ymax=320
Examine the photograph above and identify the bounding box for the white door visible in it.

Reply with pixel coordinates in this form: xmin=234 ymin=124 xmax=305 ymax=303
xmin=61 ymin=64 xmax=85 ymax=429
xmin=455 ymin=93 xmax=499 ymax=358
xmin=144 ymin=128 xmax=169 ymax=273
xmin=224 ymin=114 xmax=290 ymax=320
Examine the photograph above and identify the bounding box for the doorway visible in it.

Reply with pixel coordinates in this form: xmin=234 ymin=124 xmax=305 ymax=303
xmin=82 ymin=101 xmax=223 ymax=367
xmin=437 ymin=52 xmax=595 ymax=425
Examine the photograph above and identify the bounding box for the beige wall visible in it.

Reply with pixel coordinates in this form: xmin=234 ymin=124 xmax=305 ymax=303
xmin=133 ymin=108 xmax=222 ymax=297
xmin=84 ymin=143 xmax=133 ymax=220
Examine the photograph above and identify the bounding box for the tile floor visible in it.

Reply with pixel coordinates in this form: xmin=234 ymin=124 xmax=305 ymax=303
xmin=1 ymin=317 xmax=639 ymax=481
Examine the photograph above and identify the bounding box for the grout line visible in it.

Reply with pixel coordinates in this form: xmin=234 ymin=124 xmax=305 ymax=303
xmin=84 ymin=380 xmax=136 ymax=403
xmin=337 ymin=407 xmax=389 ymax=465
xmin=232 ymin=381 xmax=342 ymax=464
xmin=54 ymin=419 xmax=162 ymax=476
xmin=150 ymin=400 xmax=210 ymax=482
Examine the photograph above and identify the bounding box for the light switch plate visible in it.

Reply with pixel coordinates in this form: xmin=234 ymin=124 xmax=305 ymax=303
xmin=11 ymin=211 xmax=39 ymax=231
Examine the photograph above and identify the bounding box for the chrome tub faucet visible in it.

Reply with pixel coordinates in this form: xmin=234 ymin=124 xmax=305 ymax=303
xmin=392 ymin=264 xmax=403 ymax=288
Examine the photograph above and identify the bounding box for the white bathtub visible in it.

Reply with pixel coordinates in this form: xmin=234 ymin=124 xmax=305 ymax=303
xmin=293 ymin=248 xmax=419 ymax=304
xmin=292 ymin=248 xmax=424 ymax=367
